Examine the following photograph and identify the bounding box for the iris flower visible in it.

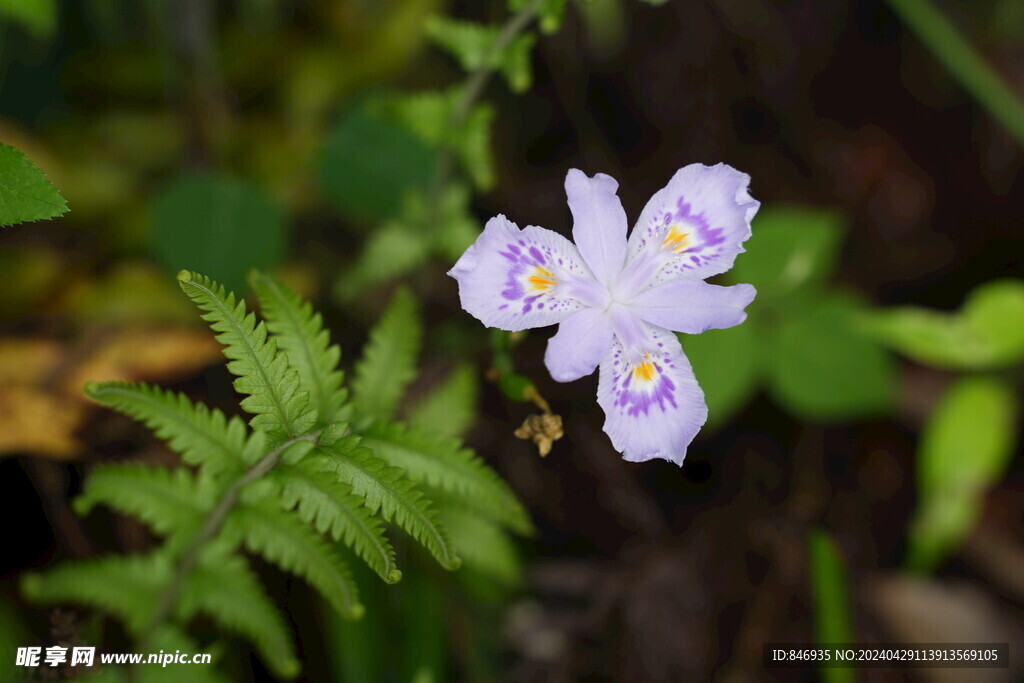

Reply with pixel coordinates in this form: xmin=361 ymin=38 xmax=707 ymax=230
xmin=449 ymin=164 xmax=759 ymax=465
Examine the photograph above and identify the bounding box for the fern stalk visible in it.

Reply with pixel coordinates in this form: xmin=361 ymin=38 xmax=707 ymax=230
xmin=140 ymin=429 xmax=324 ymax=644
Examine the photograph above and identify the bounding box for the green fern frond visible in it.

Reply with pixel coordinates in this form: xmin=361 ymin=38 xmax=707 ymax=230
xmin=440 ymin=507 xmax=521 ymax=586
xmin=351 ymin=288 xmax=421 ymax=421
xmin=406 ymin=363 xmax=478 ymax=440
xmin=224 ymin=504 xmax=364 ymax=620
xmin=21 ymin=554 xmax=170 ymax=635
xmin=177 ymin=270 xmax=316 ymax=439
xmin=85 ymin=381 xmax=263 ymax=475
xmin=181 ymin=554 xmax=299 ymax=679
xmin=309 ymin=443 xmax=461 ymax=570
xmin=249 ymin=271 xmax=348 ymax=424
xmin=359 ymin=421 xmax=532 ymax=535
xmin=271 ymin=461 xmax=401 ymax=584
xmin=75 ymin=464 xmax=216 ymax=540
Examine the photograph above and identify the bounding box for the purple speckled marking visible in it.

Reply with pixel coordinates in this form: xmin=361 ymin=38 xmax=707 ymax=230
xmin=608 ymin=349 xmax=679 ymax=417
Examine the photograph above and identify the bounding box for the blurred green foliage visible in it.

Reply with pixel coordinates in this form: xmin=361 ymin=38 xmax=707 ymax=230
xmin=0 ymin=0 xmax=54 ymax=39
xmin=907 ymin=376 xmax=1018 ymax=572
xmin=808 ymin=530 xmax=855 ymax=683
xmin=687 ymin=206 xmax=894 ymax=424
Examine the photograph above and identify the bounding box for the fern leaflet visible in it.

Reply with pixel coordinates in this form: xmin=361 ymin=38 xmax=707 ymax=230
xmin=182 ymin=554 xmax=299 ymax=679
xmin=75 ymin=464 xmax=215 ymax=541
xmin=250 ymin=271 xmax=348 ymax=424
xmin=309 ymin=442 xmax=461 ymax=570
xmin=271 ymin=461 xmax=401 ymax=584
xmin=359 ymin=421 xmax=532 ymax=535
xmin=177 ymin=271 xmax=316 ymax=438
xmin=224 ymin=503 xmax=364 ymax=619
xmin=86 ymin=381 xmax=262 ymax=475
xmin=351 ymin=288 xmax=421 ymax=420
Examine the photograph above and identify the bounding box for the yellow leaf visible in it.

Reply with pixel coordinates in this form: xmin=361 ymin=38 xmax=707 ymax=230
xmin=0 ymin=387 xmax=85 ymax=459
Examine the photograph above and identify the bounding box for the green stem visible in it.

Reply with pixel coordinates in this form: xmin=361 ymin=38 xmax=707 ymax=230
xmin=885 ymin=0 xmax=1024 ymax=148
xmin=139 ymin=430 xmax=322 ymax=645
xmin=427 ymin=0 xmax=547 ymax=222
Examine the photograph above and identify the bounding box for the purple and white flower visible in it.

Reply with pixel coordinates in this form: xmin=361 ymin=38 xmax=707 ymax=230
xmin=449 ymin=164 xmax=759 ymax=465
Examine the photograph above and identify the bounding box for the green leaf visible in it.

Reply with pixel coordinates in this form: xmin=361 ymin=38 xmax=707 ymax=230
xmin=441 ymin=507 xmax=520 ymax=586
xmin=250 ymin=271 xmax=348 ymax=424
xmin=177 ymin=271 xmax=316 ymax=439
xmin=907 ymin=377 xmax=1018 ymax=571
xmin=351 ymin=288 xmax=421 ymax=420
xmin=182 ymin=555 xmax=299 ymax=679
xmin=150 ymin=172 xmax=286 ymax=292
xmin=727 ymin=205 xmax=845 ymax=300
xmin=0 ymin=142 xmax=67 ymax=227
xmin=426 ymin=18 xmax=535 ymax=92
xmin=318 ymin=103 xmax=437 ymax=222
xmin=680 ymin=321 xmax=758 ymax=426
xmin=334 ymin=220 xmax=431 ymax=301
xmin=863 ymin=279 xmax=1024 ymax=370
xmin=271 ymin=460 xmax=401 ymax=584
xmin=359 ymin=421 xmax=531 ymax=535
xmin=75 ymin=464 xmax=215 ymax=541
xmin=509 ymin=0 xmax=571 ymax=34
xmin=808 ymin=530 xmax=855 ymax=683
xmin=85 ymin=381 xmax=262 ymax=476
xmin=225 ymin=503 xmax=364 ymax=619
xmin=311 ymin=443 xmax=461 ymax=570
xmin=406 ymin=364 xmax=478 ymax=440
xmin=453 ymin=103 xmax=496 ymax=190
xmin=21 ymin=554 xmax=170 ymax=635
xmin=766 ymin=294 xmax=894 ymax=420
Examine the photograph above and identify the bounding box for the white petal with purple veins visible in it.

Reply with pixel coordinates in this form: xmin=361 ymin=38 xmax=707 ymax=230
xmin=596 ymin=325 xmax=707 ymax=465
xmin=449 ymin=215 xmax=600 ymax=331
xmin=622 ymin=163 xmax=760 ymax=288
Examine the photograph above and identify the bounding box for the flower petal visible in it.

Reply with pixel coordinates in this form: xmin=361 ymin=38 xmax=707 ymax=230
xmin=597 ymin=324 xmax=707 ymax=465
xmin=566 ymin=169 xmax=628 ymax=287
xmin=623 ymin=163 xmax=759 ymax=288
xmin=629 ymin=281 xmax=756 ymax=334
xmin=544 ymin=308 xmax=614 ymax=382
xmin=449 ymin=215 xmax=603 ymax=331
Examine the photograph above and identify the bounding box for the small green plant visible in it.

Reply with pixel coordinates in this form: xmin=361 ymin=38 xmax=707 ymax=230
xmin=21 ymin=270 xmax=530 ymax=681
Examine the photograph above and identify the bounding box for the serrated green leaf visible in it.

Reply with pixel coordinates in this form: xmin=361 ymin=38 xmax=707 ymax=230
xmin=0 ymin=0 xmax=56 ymax=38
xmin=907 ymin=377 xmax=1018 ymax=572
xmin=426 ymin=18 xmax=499 ymax=72
xmin=351 ymin=288 xmax=421 ymax=420
xmin=454 ymin=104 xmax=496 ymax=190
xmin=863 ymin=279 xmax=1024 ymax=370
xmin=727 ymin=205 xmax=845 ymax=300
xmin=250 ymin=271 xmax=348 ymax=424
xmin=21 ymin=554 xmax=170 ymax=635
xmin=75 ymin=464 xmax=215 ymax=541
xmin=766 ymin=294 xmax=894 ymax=420
xmin=501 ymin=33 xmax=536 ymax=93
xmin=150 ymin=172 xmax=286 ymax=292
xmin=359 ymin=421 xmax=531 ymax=535
xmin=680 ymin=321 xmax=758 ymax=426
xmin=177 ymin=271 xmax=316 ymax=439
xmin=271 ymin=460 xmax=401 ymax=584
xmin=0 ymin=143 xmax=67 ymax=227
xmin=509 ymin=0 xmax=571 ymax=34
xmin=318 ymin=103 xmax=437 ymax=222
xmin=406 ymin=364 xmax=478 ymax=440
xmin=182 ymin=555 xmax=299 ymax=679
xmin=310 ymin=444 xmax=461 ymax=570
xmin=85 ymin=381 xmax=261 ymax=476
xmin=225 ymin=503 xmax=364 ymax=619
